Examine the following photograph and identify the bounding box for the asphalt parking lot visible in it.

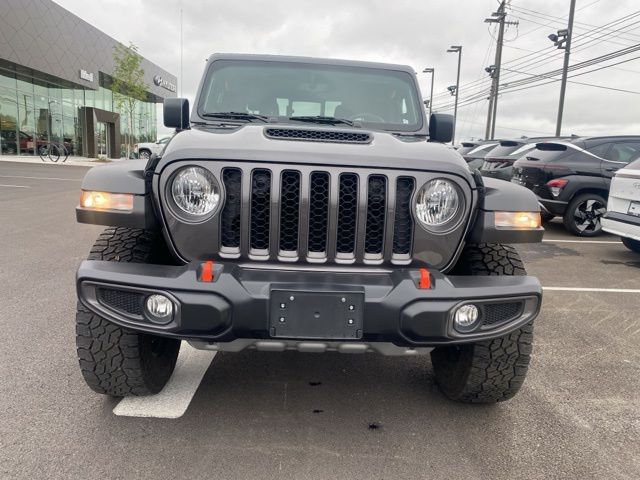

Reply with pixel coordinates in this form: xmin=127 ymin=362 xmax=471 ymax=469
xmin=1 ymin=161 xmax=638 ymax=480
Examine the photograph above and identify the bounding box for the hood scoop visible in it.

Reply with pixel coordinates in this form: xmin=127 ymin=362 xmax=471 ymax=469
xmin=264 ymin=127 xmax=372 ymax=144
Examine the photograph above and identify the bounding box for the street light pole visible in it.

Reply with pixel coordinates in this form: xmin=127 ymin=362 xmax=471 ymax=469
xmin=423 ymin=67 xmax=435 ymax=118
xmin=553 ymin=0 xmax=576 ymax=136
xmin=447 ymin=46 xmax=462 ymax=144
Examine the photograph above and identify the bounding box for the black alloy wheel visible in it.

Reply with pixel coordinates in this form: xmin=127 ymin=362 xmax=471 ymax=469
xmin=564 ymin=193 xmax=607 ymax=237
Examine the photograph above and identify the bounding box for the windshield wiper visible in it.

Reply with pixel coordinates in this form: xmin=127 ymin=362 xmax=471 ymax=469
xmin=288 ymin=116 xmax=355 ymax=127
xmin=201 ymin=112 xmax=270 ymax=123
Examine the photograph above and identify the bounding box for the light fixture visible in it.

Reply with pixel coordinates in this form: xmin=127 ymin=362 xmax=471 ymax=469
xmin=454 ymin=304 xmax=480 ymax=332
xmin=145 ymin=294 xmax=174 ymax=324
xmin=79 ymin=190 xmax=133 ymax=211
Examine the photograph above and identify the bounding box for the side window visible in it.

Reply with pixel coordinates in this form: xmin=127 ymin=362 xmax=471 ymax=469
xmin=607 ymin=142 xmax=640 ymax=164
xmin=585 ymin=142 xmax=612 ymax=159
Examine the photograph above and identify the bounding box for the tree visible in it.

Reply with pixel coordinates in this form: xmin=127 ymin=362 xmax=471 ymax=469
xmin=111 ymin=42 xmax=147 ymax=159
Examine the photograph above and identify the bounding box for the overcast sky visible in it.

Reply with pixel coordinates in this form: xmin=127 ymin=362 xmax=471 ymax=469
xmin=54 ymin=0 xmax=640 ymax=141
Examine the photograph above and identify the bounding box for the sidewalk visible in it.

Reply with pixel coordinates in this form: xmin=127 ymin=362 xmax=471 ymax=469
xmin=0 ymin=154 xmax=122 ymax=167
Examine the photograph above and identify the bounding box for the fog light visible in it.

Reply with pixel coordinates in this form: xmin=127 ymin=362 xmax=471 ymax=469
xmin=454 ymin=304 xmax=479 ymax=332
xmin=145 ymin=294 xmax=174 ymax=324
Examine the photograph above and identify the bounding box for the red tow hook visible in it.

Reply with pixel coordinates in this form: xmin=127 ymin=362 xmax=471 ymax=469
xmin=200 ymin=260 xmax=215 ymax=282
xmin=418 ymin=268 xmax=431 ymax=289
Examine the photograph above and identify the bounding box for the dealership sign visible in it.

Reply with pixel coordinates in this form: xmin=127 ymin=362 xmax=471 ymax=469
xmin=79 ymin=69 xmax=94 ymax=82
xmin=153 ymin=75 xmax=177 ymax=92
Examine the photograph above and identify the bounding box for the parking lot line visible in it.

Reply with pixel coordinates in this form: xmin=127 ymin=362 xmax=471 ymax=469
xmin=113 ymin=344 xmax=216 ymax=419
xmin=0 ymin=175 xmax=81 ymax=181
xmin=542 ymin=239 xmax=622 ymax=244
xmin=544 ymin=286 xmax=640 ymax=293
xmin=0 ymin=184 xmax=29 ymax=188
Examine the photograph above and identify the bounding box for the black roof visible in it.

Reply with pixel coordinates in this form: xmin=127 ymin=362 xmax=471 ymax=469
xmin=206 ymin=53 xmax=415 ymax=73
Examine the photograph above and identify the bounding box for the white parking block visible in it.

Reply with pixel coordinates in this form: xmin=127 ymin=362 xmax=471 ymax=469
xmin=113 ymin=344 xmax=216 ymax=419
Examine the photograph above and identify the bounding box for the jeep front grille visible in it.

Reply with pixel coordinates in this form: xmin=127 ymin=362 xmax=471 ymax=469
xmin=219 ymin=167 xmax=416 ymax=264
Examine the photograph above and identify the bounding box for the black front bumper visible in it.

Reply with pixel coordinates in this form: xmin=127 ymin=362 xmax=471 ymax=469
xmin=77 ymin=261 xmax=542 ymax=348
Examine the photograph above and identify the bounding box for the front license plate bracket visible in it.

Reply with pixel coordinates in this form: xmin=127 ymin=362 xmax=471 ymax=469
xmin=269 ymin=290 xmax=364 ymax=340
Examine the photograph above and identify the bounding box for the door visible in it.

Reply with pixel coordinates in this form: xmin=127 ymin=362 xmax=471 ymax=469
xmin=95 ymin=121 xmax=108 ymax=157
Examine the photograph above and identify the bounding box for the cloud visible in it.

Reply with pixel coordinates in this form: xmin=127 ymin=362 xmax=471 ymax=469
xmin=53 ymin=0 xmax=640 ymax=140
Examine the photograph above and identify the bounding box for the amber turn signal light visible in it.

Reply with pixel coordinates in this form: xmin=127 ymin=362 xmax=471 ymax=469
xmin=494 ymin=211 xmax=541 ymax=229
xmin=80 ymin=190 xmax=133 ymax=211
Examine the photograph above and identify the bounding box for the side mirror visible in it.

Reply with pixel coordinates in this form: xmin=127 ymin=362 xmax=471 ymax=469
xmin=163 ymin=98 xmax=190 ymax=130
xmin=429 ymin=113 xmax=454 ymax=143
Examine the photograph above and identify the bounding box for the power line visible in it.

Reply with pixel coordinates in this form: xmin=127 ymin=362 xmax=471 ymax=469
xmin=510 ymin=4 xmax=640 ymax=42
xmin=432 ymin=10 xmax=640 ymax=103
xmin=435 ymin=53 xmax=640 ymax=112
xmin=433 ymin=20 xmax=640 ymax=108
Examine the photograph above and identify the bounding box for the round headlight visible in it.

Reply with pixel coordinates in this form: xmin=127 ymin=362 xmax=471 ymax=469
xmin=171 ymin=166 xmax=220 ymax=217
xmin=415 ymin=179 xmax=460 ymax=228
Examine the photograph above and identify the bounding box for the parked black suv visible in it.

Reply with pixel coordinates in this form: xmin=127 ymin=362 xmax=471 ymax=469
xmin=480 ymin=137 xmax=576 ymax=182
xmin=512 ymin=136 xmax=640 ymax=236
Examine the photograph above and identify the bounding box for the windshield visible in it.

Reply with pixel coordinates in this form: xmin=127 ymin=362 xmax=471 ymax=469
xmin=197 ymin=60 xmax=423 ymax=132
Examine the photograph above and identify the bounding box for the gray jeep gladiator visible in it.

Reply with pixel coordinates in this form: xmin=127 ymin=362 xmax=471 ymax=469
xmin=75 ymin=54 xmax=544 ymax=403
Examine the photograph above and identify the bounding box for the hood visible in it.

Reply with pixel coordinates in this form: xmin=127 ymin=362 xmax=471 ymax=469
xmin=158 ymin=124 xmax=473 ymax=181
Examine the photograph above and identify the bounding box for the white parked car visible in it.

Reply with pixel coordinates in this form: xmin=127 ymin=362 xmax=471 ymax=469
xmin=133 ymin=136 xmax=172 ymax=159
xmin=602 ymin=157 xmax=640 ymax=252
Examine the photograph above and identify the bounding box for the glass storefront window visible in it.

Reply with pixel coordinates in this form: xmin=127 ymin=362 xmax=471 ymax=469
xmin=94 ymin=87 xmax=104 ymax=110
xmin=0 ymin=71 xmax=17 ymax=90
xmin=34 ymin=94 xmax=50 ymax=151
xmin=0 ymin=86 xmax=19 ymax=154
xmin=0 ymin=66 xmax=161 ymax=158
xmin=103 ymin=87 xmax=112 ymax=112
xmin=17 ymin=92 xmax=35 ymax=155
xmin=16 ymin=75 xmax=33 ymax=95
xmin=85 ymin=89 xmax=94 ymax=108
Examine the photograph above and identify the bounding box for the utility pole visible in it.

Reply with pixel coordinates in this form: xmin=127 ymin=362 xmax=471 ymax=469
xmin=551 ymin=0 xmax=576 ymax=136
xmin=423 ymin=67 xmax=435 ymax=118
xmin=446 ymin=46 xmax=462 ymax=144
xmin=484 ymin=1 xmax=518 ymax=139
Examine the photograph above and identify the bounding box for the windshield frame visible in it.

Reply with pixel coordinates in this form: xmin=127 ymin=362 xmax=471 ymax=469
xmin=194 ymin=57 xmax=426 ymax=134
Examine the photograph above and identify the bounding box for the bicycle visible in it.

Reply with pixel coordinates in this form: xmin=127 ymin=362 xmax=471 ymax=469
xmin=39 ymin=142 xmax=69 ymax=163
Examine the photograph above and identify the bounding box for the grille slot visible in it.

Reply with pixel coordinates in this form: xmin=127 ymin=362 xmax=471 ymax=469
xmin=97 ymin=288 xmax=144 ymax=316
xmin=250 ymin=169 xmax=271 ymax=251
xmin=393 ymin=177 xmax=415 ymax=255
xmin=336 ymin=173 xmax=359 ymax=255
xmin=365 ymin=175 xmax=387 ymax=255
xmin=220 ymin=168 xmax=242 ymax=249
xmin=279 ymin=171 xmax=301 ymax=252
xmin=308 ymin=172 xmax=330 ymax=253
xmin=265 ymin=128 xmax=372 ymax=144
xmin=482 ymin=302 xmax=524 ymax=327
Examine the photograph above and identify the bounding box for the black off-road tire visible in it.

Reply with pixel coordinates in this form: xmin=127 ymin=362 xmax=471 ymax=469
xmin=431 ymin=243 xmax=534 ymax=403
xmin=76 ymin=227 xmax=181 ymax=396
xmin=622 ymin=237 xmax=640 ymax=253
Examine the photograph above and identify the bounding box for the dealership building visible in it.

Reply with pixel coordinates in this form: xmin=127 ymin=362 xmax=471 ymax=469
xmin=0 ymin=0 xmax=176 ymax=158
